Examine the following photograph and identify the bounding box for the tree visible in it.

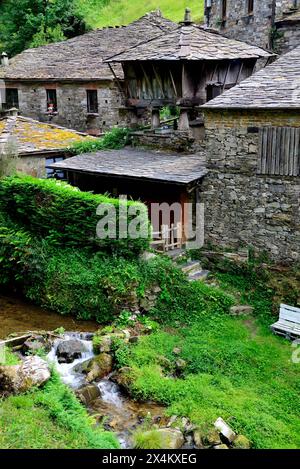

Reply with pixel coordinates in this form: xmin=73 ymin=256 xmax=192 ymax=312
xmin=0 ymin=0 xmax=88 ymax=57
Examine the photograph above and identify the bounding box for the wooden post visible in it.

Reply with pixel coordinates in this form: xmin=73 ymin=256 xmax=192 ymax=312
xmin=151 ymin=109 xmax=160 ymax=129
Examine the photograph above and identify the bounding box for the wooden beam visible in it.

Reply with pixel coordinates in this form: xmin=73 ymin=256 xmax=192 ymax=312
xmin=169 ymin=70 xmax=178 ymax=98
xmin=222 ymin=62 xmax=231 ymax=91
xmin=140 ymin=63 xmax=154 ymax=99
xmin=152 ymin=64 xmax=165 ymax=98
xmin=108 ymin=63 xmax=124 ymax=97
xmin=236 ymin=61 xmax=244 ymax=84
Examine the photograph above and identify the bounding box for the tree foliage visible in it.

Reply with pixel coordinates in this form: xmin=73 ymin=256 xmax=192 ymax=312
xmin=0 ymin=0 xmax=88 ymax=56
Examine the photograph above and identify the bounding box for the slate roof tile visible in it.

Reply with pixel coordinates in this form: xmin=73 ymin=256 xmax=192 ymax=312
xmin=0 ymin=12 xmax=176 ymax=81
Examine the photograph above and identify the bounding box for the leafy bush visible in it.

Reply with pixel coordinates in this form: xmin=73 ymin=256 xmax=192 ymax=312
xmin=0 ymin=174 xmax=150 ymax=256
xmin=69 ymin=127 xmax=131 ymax=154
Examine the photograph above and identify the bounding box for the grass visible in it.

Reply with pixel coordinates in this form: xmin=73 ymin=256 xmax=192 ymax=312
xmin=77 ymin=0 xmax=204 ymax=29
xmin=0 ymin=346 xmax=20 ymax=365
xmin=0 ymin=372 xmax=119 ymax=449
xmin=115 ymin=269 xmax=300 ymax=449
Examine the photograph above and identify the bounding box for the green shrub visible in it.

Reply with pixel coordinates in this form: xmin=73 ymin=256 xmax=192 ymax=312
xmin=133 ymin=429 xmax=165 ymax=449
xmin=0 ymin=174 xmax=150 ymax=255
xmin=69 ymin=127 xmax=131 ymax=154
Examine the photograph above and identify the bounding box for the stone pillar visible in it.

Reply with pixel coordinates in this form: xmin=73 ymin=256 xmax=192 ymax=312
xmin=178 ymin=108 xmax=190 ymax=131
xmin=151 ymin=109 xmax=160 ymax=129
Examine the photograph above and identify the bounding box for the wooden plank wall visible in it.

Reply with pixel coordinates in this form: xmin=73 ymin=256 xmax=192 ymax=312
xmin=258 ymin=126 xmax=300 ymax=176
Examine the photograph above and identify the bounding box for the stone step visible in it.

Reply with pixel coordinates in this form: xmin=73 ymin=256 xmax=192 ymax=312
xmin=180 ymin=261 xmax=202 ymax=275
xmin=165 ymin=248 xmax=187 ymax=261
xmin=188 ymin=270 xmax=210 ymax=282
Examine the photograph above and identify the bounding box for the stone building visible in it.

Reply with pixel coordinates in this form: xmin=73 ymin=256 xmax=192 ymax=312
xmin=0 ymin=114 xmax=93 ymax=178
xmin=106 ymin=9 xmax=271 ymax=137
xmin=200 ymin=45 xmax=300 ymax=263
xmin=0 ymin=12 xmax=176 ymax=135
xmin=204 ymin=0 xmax=300 ymax=53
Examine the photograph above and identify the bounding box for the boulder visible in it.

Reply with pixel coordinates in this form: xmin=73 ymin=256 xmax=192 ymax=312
xmin=0 ymin=356 xmax=50 ymax=396
xmin=214 ymin=417 xmax=236 ymax=443
xmin=112 ymin=366 xmax=133 ymax=392
xmin=203 ymin=429 xmax=222 ymax=446
xmin=213 ymin=444 xmax=229 ymax=449
xmin=76 ymin=384 xmax=101 ymax=406
xmin=157 ymin=428 xmax=184 ymax=449
xmin=232 ymin=435 xmax=251 ymax=449
xmin=193 ymin=430 xmax=204 ymax=448
xmin=229 ymin=305 xmax=254 ymax=316
xmin=176 ymin=359 xmax=187 ymax=370
xmin=0 ymin=365 xmax=20 ymax=397
xmin=173 ymin=347 xmax=182 ymax=355
xmin=19 ymin=356 xmax=51 ymax=392
xmin=56 ymin=340 xmax=86 ymax=364
xmin=86 ymin=353 xmax=113 ymax=382
xmin=22 ymin=336 xmax=47 ymax=354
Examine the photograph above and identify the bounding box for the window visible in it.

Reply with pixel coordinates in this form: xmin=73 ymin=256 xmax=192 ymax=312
xmin=258 ymin=127 xmax=300 ymax=176
xmin=247 ymin=0 xmax=254 ymax=15
xmin=46 ymin=157 xmax=64 ymax=179
xmin=46 ymin=89 xmax=57 ymax=113
xmin=221 ymin=0 xmax=227 ymax=20
xmin=87 ymin=90 xmax=98 ymax=114
xmin=5 ymin=88 xmax=19 ymax=109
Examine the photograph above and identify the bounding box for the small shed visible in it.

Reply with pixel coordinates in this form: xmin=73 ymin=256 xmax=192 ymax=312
xmin=49 ymin=147 xmax=207 ymax=246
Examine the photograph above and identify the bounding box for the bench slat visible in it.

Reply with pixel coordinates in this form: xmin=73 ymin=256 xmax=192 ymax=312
xmin=279 ymin=304 xmax=300 ymax=325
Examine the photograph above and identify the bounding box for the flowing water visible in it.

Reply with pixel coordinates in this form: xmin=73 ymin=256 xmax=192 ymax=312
xmin=0 ymin=294 xmax=165 ymax=448
xmin=46 ymin=333 xmax=166 ymax=448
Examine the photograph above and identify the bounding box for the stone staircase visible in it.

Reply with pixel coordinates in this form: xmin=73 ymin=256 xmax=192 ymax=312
xmin=166 ymin=249 xmax=210 ymax=282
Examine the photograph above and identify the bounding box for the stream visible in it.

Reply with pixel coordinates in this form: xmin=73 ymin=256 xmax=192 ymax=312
xmin=0 ymin=294 xmax=99 ymax=339
xmin=46 ymin=333 xmax=165 ymax=448
xmin=0 ymin=294 xmax=166 ymax=448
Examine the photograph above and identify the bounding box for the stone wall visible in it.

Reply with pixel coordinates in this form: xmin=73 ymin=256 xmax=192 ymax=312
xmin=206 ymin=0 xmax=273 ymax=49
xmin=10 ymin=80 xmax=125 ymax=134
xmin=201 ymin=110 xmax=300 ymax=263
xmin=275 ymin=21 xmax=300 ymax=53
xmin=205 ymin=0 xmax=299 ymax=51
xmin=16 ymin=155 xmax=47 ymax=178
xmin=131 ymin=130 xmax=206 ymax=154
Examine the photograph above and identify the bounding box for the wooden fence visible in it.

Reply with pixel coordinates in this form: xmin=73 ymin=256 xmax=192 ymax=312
xmin=151 ymin=222 xmax=183 ymax=252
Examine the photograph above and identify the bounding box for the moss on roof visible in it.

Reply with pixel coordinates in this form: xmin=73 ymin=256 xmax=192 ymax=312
xmin=0 ymin=116 xmax=94 ymax=154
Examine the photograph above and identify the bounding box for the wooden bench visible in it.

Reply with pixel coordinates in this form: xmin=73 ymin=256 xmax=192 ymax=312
xmin=271 ymin=304 xmax=300 ymax=340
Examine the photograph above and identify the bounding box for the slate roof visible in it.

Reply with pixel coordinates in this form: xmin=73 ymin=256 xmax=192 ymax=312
xmin=49 ymin=148 xmax=207 ymax=185
xmin=0 ymin=116 xmax=93 ymax=155
xmin=201 ymin=46 xmax=300 ymax=110
xmin=106 ymin=23 xmax=272 ymax=62
xmin=0 ymin=12 xmax=176 ymax=81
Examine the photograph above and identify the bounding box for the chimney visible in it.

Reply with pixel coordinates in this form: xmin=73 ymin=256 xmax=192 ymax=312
xmin=1 ymin=52 xmax=9 ymax=67
xmin=183 ymin=8 xmax=193 ymax=25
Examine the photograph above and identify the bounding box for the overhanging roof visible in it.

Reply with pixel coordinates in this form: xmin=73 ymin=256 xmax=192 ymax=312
xmin=49 ymin=148 xmax=207 ymax=185
xmin=106 ymin=24 xmax=272 ymax=63
xmin=201 ymin=45 xmax=300 ymax=110
xmin=0 ymin=12 xmax=176 ymax=81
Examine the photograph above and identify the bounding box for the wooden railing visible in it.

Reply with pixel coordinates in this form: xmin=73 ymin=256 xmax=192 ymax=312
xmin=151 ymin=222 xmax=183 ymax=252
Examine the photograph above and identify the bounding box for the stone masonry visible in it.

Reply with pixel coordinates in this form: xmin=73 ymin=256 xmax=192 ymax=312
xmin=14 ymin=81 xmax=124 ymax=135
xmin=201 ymin=110 xmax=300 ymax=263
xmin=205 ymin=0 xmax=300 ymax=52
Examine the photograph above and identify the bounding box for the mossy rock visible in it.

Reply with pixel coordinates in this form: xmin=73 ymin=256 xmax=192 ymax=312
xmin=232 ymin=435 xmax=251 ymax=449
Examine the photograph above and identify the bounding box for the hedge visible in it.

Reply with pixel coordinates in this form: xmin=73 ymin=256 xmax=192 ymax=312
xmin=0 ymin=175 xmax=150 ymax=255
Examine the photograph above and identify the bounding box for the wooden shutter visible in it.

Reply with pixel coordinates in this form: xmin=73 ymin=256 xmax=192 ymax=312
xmin=258 ymin=127 xmax=300 ymax=176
